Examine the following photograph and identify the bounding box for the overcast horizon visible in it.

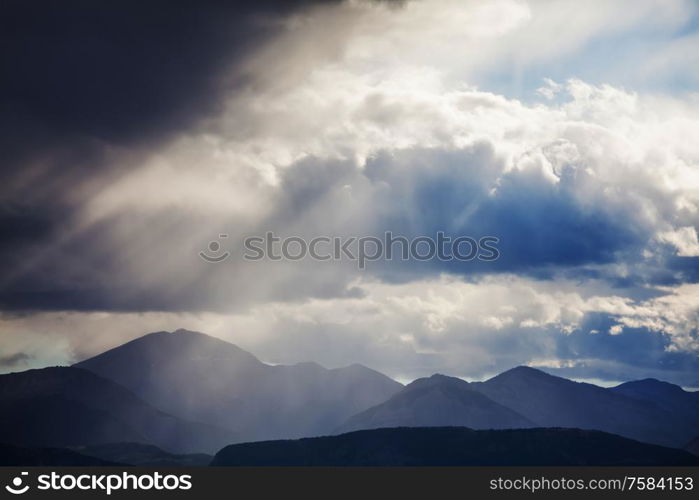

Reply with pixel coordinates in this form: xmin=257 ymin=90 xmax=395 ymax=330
xmin=2 ymin=0 xmax=699 ymax=388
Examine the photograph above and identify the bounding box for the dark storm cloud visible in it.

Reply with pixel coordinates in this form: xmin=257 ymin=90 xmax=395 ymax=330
xmin=1 ymin=0 xmax=338 ymax=147
xmin=0 ymin=0 xmax=344 ymax=312
xmin=0 ymin=203 xmax=61 ymax=250
xmin=1 ymin=0 xmax=343 ymax=196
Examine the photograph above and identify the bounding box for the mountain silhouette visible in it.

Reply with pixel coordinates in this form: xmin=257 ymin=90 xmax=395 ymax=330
xmin=469 ymin=366 xmax=693 ymax=447
xmin=211 ymin=427 xmax=699 ymax=466
xmin=0 ymin=367 xmax=235 ymax=453
xmin=337 ymin=374 xmax=534 ymax=433
xmin=611 ymin=378 xmax=699 ymax=418
xmin=72 ymin=442 xmax=212 ymax=466
xmin=4 ymin=329 xmax=696 ymax=464
xmin=75 ymin=329 xmax=403 ymax=441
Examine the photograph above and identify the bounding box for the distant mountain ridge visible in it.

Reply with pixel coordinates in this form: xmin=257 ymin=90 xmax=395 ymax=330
xmin=75 ymin=329 xmax=403 ymax=442
xmin=338 ymin=374 xmax=535 ymax=433
xmin=468 ymin=366 xmax=696 ymax=447
xmin=336 ymin=366 xmax=698 ymax=448
xmin=0 ymin=366 xmax=235 ymax=453
xmin=2 ymin=327 xmax=696 ymax=465
xmin=75 ymin=330 xmax=699 ymax=449
xmin=211 ymin=427 xmax=699 ymax=466
xmin=611 ymin=378 xmax=699 ymax=417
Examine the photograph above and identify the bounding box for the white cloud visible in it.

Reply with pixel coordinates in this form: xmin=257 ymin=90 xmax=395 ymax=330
xmin=609 ymin=324 xmax=624 ymax=335
xmin=536 ymin=78 xmax=562 ymax=100
xmin=658 ymin=226 xmax=699 ymax=257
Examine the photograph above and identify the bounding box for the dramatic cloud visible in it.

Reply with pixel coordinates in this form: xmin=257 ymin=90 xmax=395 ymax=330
xmin=1 ymin=0 xmax=697 ymax=385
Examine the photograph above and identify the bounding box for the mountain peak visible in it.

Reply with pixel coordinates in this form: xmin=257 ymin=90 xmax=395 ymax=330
xmin=334 ymin=363 xmax=401 ymax=383
xmin=616 ymin=378 xmax=685 ymax=392
xmin=337 ymin=372 xmax=534 ymax=433
xmin=407 ymin=373 xmax=466 ymax=389
xmin=487 ymin=365 xmax=557 ymax=383
xmin=510 ymin=365 xmax=549 ymax=375
xmin=610 ymin=377 xmax=698 ymax=415
xmin=76 ymin=329 xmax=261 ymax=366
xmin=343 ymin=363 xmax=372 ymax=372
xmin=428 ymin=373 xmax=458 ymax=380
xmin=171 ymin=328 xmax=203 ymax=336
xmin=73 ymin=329 xmax=265 ymax=400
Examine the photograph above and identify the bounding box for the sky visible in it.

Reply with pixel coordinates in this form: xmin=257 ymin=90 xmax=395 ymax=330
xmin=1 ymin=0 xmax=699 ymax=386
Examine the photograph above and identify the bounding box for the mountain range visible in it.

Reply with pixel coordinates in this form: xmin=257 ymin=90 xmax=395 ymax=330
xmin=469 ymin=366 xmax=696 ymax=447
xmin=339 ymin=366 xmax=698 ymax=448
xmin=75 ymin=329 xmax=403 ymax=442
xmin=0 ymin=328 xmax=697 ymax=464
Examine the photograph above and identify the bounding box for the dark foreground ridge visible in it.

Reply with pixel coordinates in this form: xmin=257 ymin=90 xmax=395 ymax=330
xmin=211 ymin=427 xmax=699 ymax=466
xmin=0 ymin=443 xmax=120 ymax=466
xmin=72 ymin=442 xmax=213 ymax=467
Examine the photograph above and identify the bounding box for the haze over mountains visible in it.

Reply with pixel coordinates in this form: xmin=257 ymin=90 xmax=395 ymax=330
xmin=0 ymin=328 xmax=697 ymax=465
xmin=75 ymin=329 xmax=403 ymax=442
